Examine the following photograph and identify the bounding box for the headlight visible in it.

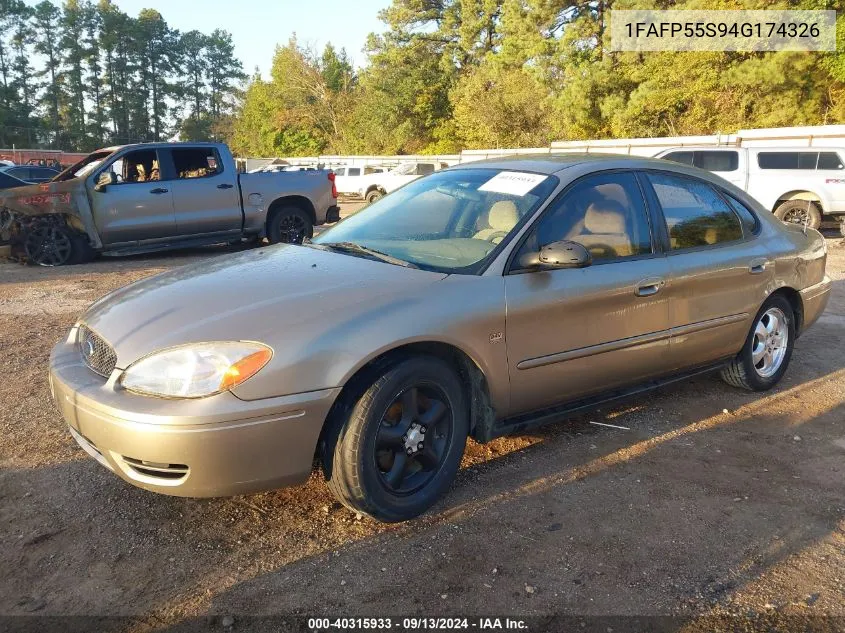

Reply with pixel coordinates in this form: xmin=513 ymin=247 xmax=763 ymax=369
xmin=120 ymin=342 xmax=272 ymax=399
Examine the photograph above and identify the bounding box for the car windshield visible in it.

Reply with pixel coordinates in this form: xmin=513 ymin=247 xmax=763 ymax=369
xmin=312 ymin=168 xmax=559 ymax=273
xmin=390 ymin=163 xmax=417 ymax=175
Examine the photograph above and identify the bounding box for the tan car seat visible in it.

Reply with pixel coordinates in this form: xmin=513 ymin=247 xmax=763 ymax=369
xmin=473 ymin=201 xmax=519 ymax=244
xmin=566 ymin=199 xmax=633 ymax=258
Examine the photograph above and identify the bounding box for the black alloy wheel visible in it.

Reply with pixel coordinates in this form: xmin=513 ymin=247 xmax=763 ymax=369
xmin=25 ymin=225 xmax=74 ymax=266
xmin=374 ymin=383 xmax=453 ymax=495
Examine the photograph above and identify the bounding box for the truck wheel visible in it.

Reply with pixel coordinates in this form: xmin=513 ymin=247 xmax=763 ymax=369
xmin=267 ymin=206 xmax=313 ymax=244
xmin=323 ymin=357 xmax=469 ymax=522
xmin=25 ymin=225 xmax=92 ymax=266
xmin=365 ymin=189 xmax=384 ymax=204
xmin=774 ymin=200 xmax=822 ymax=230
xmin=720 ymin=295 xmax=795 ymax=392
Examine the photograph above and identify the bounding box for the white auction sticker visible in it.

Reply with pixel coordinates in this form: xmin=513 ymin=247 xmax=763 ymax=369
xmin=478 ymin=171 xmax=548 ymax=196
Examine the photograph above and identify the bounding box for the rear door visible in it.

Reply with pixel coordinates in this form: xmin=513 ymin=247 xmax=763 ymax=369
xmin=641 ymin=170 xmax=772 ymax=370
xmin=504 ymin=171 xmax=671 ymax=415
xmin=165 ymin=146 xmax=242 ymax=236
xmin=89 ymin=147 xmax=176 ymax=245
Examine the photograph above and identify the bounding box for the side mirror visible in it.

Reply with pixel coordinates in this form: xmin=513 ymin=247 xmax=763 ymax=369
xmin=519 ymin=240 xmax=592 ymax=270
xmin=94 ymin=171 xmax=116 ymax=192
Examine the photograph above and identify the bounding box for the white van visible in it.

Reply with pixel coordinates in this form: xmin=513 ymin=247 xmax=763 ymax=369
xmin=655 ymin=147 xmax=845 ymax=233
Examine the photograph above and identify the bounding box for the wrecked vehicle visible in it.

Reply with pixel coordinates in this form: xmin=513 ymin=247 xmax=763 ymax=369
xmin=0 ymin=142 xmax=339 ymax=266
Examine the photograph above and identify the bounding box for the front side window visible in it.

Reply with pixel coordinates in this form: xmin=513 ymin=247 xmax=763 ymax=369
xmin=105 ymin=149 xmax=160 ymax=184
xmin=348 ymin=167 xmax=361 ymax=176
xmin=648 ymin=172 xmax=743 ymax=249
xmin=662 ymin=151 xmax=694 ymax=166
xmin=312 ymin=168 xmax=558 ymax=273
xmin=416 ymin=163 xmax=436 ymax=176
xmin=514 ymin=172 xmax=653 ymax=265
xmin=172 ymin=148 xmax=222 ymax=179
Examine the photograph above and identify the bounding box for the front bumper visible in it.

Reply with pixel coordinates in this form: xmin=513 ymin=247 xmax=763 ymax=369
xmin=49 ymin=338 xmax=340 ymax=497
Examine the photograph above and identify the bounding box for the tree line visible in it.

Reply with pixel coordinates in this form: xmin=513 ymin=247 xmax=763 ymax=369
xmin=230 ymin=0 xmax=845 ymax=158
xmin=0 ymin=0 xmax=245 ymax=152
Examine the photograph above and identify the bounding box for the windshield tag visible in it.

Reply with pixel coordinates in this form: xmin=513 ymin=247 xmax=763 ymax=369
xmin=478 ymin=171 xmax=548 ymax=196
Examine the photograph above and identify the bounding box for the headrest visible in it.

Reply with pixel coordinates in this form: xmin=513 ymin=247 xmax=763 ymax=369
xmin=584 ymin=200 xmax=626 ymax=234
xmin=487 ymin=200 xmax=519 ymax=231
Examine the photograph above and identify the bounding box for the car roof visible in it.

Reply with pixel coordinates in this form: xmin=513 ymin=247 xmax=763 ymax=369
xmin=447 ymin=153 xmax=684 ymax=175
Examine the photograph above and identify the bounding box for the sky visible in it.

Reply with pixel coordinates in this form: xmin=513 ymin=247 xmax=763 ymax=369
xmin=27 ymin=0 xmax=390 ymax=77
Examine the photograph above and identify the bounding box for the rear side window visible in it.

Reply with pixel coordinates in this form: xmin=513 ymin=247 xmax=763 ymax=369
xmin=172 ymin=148 xmax=222 ymax=179
xmin=348 ymin=167 xmax=361 ymax=176
xmin=817 ymin=152 xmax=844 ymax=170
xmin=696 ymin=151 xmax=738 ymax=172
xmin=724 ymin=194 xmax=761 ymax=236
xmin=647 ymin=172 xmax=743 ymax=250
xmin=756 ymin=151 xmax=844 ymax=170
xmin=416 ymin=163 xmax=435 ymax=176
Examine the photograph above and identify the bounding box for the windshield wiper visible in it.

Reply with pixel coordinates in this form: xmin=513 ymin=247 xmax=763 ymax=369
xmin=315 ymin=241 xmax=418 ymax=268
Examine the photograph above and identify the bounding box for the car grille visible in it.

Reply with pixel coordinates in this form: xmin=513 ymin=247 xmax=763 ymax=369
xmin=77 ymin=324 xmax=117 ymax=377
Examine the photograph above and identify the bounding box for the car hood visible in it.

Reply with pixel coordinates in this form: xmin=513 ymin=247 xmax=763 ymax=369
xmin=80 ymin=244 xmax=448 ymax=368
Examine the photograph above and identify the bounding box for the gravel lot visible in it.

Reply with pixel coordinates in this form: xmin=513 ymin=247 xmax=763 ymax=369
xmin=1 ymin=209 xmax=844 ymax=631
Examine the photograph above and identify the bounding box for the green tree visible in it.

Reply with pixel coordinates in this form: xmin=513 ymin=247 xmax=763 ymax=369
xmin=32 ymin=0 xmax=63 ymax=144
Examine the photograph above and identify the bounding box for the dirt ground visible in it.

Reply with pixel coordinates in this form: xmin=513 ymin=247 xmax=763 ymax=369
xmin=1 ymin=210 xmax=844 ymax=632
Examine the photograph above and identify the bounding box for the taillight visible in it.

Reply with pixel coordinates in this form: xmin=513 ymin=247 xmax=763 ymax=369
xmin=328 ymin=171 xmax=337 ymax=199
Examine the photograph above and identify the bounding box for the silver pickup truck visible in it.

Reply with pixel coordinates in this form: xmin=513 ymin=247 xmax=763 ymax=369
xmin=0 ymin=142 xmax=339 ymax=265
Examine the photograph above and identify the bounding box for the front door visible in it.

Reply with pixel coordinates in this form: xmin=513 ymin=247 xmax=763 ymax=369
xmin=90 ymin=148 xmax=176 ymax=245
xmin=504 ymin=171 xmax=671 ymax=415
xmin=640 ymin=171 xmax=773 ymax=370
xmin=166 ymin=146 xmax=242 ymax=236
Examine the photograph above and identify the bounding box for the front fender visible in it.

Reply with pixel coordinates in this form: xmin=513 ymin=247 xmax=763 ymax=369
xmin=231 ymin=275 xmax=510 ymax=414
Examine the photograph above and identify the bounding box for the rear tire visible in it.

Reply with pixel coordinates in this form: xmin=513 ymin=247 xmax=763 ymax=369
xmin=323 ymin=357 xmax=469 ymax=522
xmin=720 ymin=295 xmax=795 ymax=392
xmin=266 ymin=206 xmax=313 ymax=244
xmin=774 ymin=200 xmax=822 ymax=230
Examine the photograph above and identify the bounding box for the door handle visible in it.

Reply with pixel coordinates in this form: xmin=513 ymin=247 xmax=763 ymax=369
xmin=217 ymin=183 xmax=234 ymax=189
xmin=749 ymin=258 xmax=768 ymax=274
xmin=635 ymin=278 xmax=665 ymax=297
xmin=150 ymin=187 xmax=169 ymax=194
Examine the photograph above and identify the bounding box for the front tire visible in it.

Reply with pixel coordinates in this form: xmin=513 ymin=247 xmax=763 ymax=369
xmin=774 ymin=200 xmax=822 ymax=230
xmin=266 ymin=206 xmax=313 ymax=244
xmin=323 ymin=357 xmax=469 ymax=522
xmin=720 ymin=295 xmax=795 ymax=391
xmin=365 ymin=189 xmax=384 ymax=204
xmin=25 ymin=224 xmax=93 ymax=266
